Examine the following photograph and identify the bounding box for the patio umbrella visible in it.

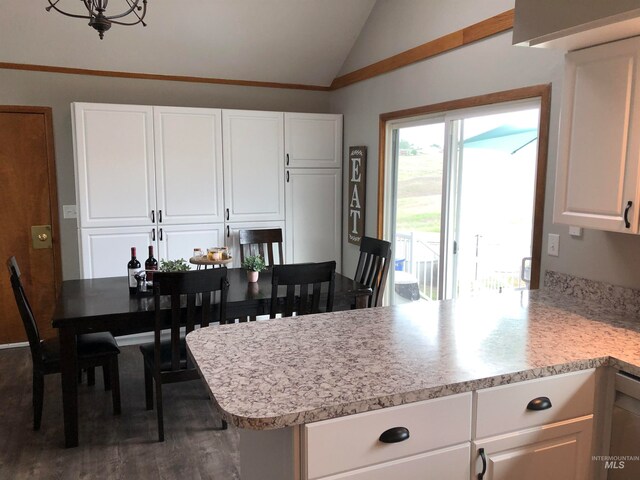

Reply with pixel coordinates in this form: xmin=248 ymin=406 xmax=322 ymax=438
xmin=463 ymin=125 xmax=538 ymax=154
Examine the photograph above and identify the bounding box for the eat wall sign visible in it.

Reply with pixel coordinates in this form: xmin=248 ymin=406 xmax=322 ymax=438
xmin=348 ymin=146 xmax=366 ymax=246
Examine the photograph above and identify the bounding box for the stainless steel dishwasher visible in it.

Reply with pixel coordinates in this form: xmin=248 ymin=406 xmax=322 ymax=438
xmin=608 ymin=372 xmax=640 ymax=479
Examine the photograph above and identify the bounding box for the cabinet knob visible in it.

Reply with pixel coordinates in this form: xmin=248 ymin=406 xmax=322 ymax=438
xmin=526 ymin=396 xmax=552 ymax=411
xmin=378 ymin=426 xmax=410 ymax=443
xmin=151 ymin=210 xmax=155 ymax=223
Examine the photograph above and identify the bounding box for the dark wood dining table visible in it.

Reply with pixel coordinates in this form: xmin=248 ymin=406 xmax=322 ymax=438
xmin=52 ymin=267 xmax=371 ymax=448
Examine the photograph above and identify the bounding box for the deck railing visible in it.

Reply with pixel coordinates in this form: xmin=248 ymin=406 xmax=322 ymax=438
xmin=395 ymin=232 xmax=527 ymax=301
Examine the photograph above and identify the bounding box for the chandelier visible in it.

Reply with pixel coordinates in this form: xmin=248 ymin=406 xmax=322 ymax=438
xmin=45 ymin=1 xmax=148 ymax=39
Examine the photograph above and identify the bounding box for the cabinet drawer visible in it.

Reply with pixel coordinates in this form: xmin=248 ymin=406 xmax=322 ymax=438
xmin=303 ymin=392 xmax=472 ymax=480
xmin=318 ymin=443 xmax=470 ymax=480
xmin=475 ymin=369 xmax=595 ymax=438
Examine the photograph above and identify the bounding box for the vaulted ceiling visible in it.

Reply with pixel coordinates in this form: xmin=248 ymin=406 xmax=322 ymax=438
xmin=0 ymin=0 xmax=377 ymax=87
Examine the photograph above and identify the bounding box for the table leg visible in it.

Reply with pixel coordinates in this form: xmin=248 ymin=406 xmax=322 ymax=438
xmin=355 ymin=295 xmax=368 ymax=309
xmin=59 ymin=326 xmax=79 ymax=448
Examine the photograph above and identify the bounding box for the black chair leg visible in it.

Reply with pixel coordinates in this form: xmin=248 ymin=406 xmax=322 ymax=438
xmin=102 ymin=364 xmax=112 ymax=391
xmin=110 ymin=357 xmax=121 ymax=415
xmin=143 ymin=362 xmax=153 ymax=411
xmin=155 ymin=375 xmax=164 ymax=442
xmin=222 ymin=419 xmax=228 ymax=430
xmin=87 ymin=367 xmax=95 ymax=386
xmin=32 ymin=371 xmax=44 ymax=431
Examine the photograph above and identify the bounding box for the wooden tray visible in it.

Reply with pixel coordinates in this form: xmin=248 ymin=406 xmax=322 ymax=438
xmin=189 ymin=256 xmax=233 ymax=266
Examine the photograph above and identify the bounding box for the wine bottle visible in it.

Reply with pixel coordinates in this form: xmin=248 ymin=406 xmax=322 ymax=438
xmin=145 ymin=245 xmax=158 ymax=283
xmin=127 ymin=247 xmax=142 ymax=295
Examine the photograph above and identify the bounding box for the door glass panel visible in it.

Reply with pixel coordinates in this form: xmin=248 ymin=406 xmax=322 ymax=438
xmin=392 ymin=122 xmax=445 ymax=305
xmin=388 ymin=103 xmax=541 ymax=305
xmin=452 ymin=108 xmax=539 ymax=298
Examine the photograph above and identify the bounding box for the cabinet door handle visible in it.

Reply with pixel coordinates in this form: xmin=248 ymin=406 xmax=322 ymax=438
xmin=286 ymin=153 xmax=290 ymax=166
xmin=478 ymin=448 xmax=487 ymax=480
xmin=226 ymin=208 xmax=229 ymax=221
xmin=378 ymin=426 xmax=410 ymax=443
xmin=152 ymin=228 xmax=156 ymax=241
xmin=158 ymin=210 xmax=163 ymax=223
xmin=159 ymin=228 xmax=163 ymax=241
xmin=227 ymin=226 xmax=230 ymax=237
xmin=526 ymin=396 xmax=552 ymax=411
xmin=624 ymin=200 xmax=633 ymax=229
xmin=151 ymin=210 xmax=155 ymax=223
xmin=286 ymin=171 xmax=290 ymax=183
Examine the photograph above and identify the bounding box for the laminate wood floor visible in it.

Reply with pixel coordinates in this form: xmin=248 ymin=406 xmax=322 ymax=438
xmin=0 ymin=345 xmax=240 ymax=479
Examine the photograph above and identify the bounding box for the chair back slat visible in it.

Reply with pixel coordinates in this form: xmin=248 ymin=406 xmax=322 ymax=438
xmin=153 ymin=268 xmax=229 ymax=373
xmin=6 ymin=257 xmax=43 ymax=365
xmin=239 ymin=228 xmax=284 ymax=266
xmin=270 ymin=261 xmax=336 ymax=318
xmin=354 ymin=237 xmax=392 ymax=307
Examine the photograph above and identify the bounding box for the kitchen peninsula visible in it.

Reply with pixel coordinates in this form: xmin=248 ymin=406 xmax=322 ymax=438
xmin=186 ymin=282 xmax=640 ymax=480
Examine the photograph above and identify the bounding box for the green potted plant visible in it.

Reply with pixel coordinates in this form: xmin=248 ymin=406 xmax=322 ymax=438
xmin=242 ymin=254 xmax=266 ymax=282
xmin=159 ymin=258 xmax=191 ymax=272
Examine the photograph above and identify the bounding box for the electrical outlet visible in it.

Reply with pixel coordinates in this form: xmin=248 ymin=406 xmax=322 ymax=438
xmin=63 ymin=205 xmax=77 ymax=219
xmin=548 ymin=233 xmax=560 ymax=257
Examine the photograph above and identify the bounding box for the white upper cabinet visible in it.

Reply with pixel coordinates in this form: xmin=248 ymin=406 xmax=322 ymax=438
xmin=554 ymin=36 xmax=640 ymax=233
xmin=153 ymin=107 xmax=224 ymax=224
xmin=285 ymin=113 xmax=342 ymax=168
xmin=73 ymin=103 xmax=156 ymax=228
xmin=223 ymin=110 xmax=285 ymax=222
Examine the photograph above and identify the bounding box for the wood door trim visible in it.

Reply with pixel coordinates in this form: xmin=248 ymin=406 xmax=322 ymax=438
xmin=377 ymin=84 xmax=551 ymax=289
xmin=330 ymin=9 xmax=514 ymax=90
xmin=0 ymin=105 xmax=62 ymax=295
xmin=0 ymin=62 xmax=331 ymax=92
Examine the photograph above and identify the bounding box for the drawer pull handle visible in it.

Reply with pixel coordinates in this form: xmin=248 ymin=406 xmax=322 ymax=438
xmin=478 ymin=448 xmax=487 ymax=480
xmin=378 ymin=426 xmax=410 ymax=444
xmin=526 ymin=396 xmax=552 ymax=411
xmin=624 ymin=200 xmax=632 ymax=228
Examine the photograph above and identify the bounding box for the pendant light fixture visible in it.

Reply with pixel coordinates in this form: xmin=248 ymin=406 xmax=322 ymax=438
xmin=45 ymin=0 xmax=148 ymax=39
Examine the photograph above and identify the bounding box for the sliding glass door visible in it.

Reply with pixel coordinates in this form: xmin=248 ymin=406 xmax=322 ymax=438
xmin=387 ymin=100 xmax=540 ymax=304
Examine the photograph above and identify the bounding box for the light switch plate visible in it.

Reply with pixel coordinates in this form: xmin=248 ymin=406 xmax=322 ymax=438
xmin=548 ymin=233 xmax=560 ymax=257
xmin=63 ymin=205 xmax=77 ymax=219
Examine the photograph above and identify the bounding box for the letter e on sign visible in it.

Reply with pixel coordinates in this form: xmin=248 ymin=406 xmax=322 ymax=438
xmin=348 ymin=146 xmax=366 ymax=246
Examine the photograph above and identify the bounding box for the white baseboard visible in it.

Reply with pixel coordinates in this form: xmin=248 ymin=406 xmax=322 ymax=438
xmin=0 ymin=341 xmax=28 ymax=350
xmin=114 ymin=332 xmax=155 ymax=346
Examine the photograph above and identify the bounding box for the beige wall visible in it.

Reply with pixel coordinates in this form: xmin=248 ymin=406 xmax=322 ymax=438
xmin=0 ymin=69 xmax=330 ymax=279
xmin=331 ymin=0 xmax=640 ymax=289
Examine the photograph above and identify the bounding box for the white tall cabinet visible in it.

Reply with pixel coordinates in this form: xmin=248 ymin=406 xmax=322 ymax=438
xmin=73 ymin=103 xmax=343 ymax=278
xmin=285 ymin=113 xmax=342 ymax=270
xmin=554 ymin=36 xmax=640 ymax=233
xmin=73 ymin=103 xmax=225 ymax=278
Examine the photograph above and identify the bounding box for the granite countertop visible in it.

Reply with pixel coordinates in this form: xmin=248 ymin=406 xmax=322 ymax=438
xmin=186 ymin=289 xmax=640 ymax=430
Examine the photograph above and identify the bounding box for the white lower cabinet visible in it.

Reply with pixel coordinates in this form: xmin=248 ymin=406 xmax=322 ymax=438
xmin=472 ymin=369 xmax=596 ymax=480
xmin=225 ymin=221 xmax=286 ymax=268
xmin=319 ymin=443 xmax=469 ymax=480
xmin=157 ymin=224 xmax=224 ymax=264
xmin=472 ymin=416 xmax=593 ymax=480
xmin=285 ymin=168 xmax=341 ymax=270
xmin=80 ymin=226 xmax=154 ymax=279
xmin=302 ymin=393 xmax=472 ymax=480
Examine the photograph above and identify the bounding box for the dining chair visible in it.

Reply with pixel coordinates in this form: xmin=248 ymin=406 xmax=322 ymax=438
xmin=140 ymin=267 xmax=229 ymax=441
xmin=239 ymin=228 xmax=284 ymax=266
xmin=270 ymin=261 xmax=336 ymax=318
xmin=6 ymin=256 xmax=121 ymax=430
xmin=354 ymin=236 xmax=392 ymax=307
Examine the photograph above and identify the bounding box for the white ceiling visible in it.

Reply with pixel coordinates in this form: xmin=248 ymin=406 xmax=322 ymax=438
xmin=0 ymin=0 xmax=377 ymax=86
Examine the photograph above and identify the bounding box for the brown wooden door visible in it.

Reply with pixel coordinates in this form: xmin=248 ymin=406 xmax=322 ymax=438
xmin=0 ymin=106 xmax=61 ymax=344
